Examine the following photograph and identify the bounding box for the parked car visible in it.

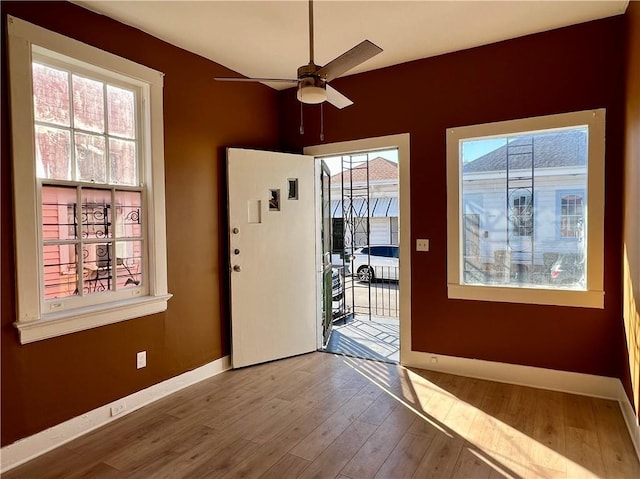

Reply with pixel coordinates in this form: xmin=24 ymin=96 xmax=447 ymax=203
xmin=349 ymin=245 xmax=399 ymax=282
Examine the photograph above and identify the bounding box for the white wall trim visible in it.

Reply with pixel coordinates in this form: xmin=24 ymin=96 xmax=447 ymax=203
xmin=304 ymin=133 xmax=411 ymax=370
xmin=1 ymin=350 xmax=638 ymax=470
xmin=0 ymin=355 xmax=231 ymax=473
xmin=402 ymin=349 xmax=640 ymax=460
xmin=618 ymin=383 xmax=640 ymax=461
xmin=445 ymin=109 xmax=605 ymax=308
xmin=7 ymin=16 xmax=171 ymax=343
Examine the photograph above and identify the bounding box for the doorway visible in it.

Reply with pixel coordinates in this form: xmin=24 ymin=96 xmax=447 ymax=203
xmin=226 ymin=134 xmax=411 ymax=370
xmin=315 ymin=149 xmax=401 ymax=364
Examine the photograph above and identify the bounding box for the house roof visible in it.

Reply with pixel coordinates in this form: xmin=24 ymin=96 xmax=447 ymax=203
xmin=463 ymin=130 xmax=587 ymax=173
xmin=331 ymin=157 xmax=398 ymax=183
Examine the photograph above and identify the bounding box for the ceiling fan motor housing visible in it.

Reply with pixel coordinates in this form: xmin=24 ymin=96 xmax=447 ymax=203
xmin=297 ymin=64 xmax=327 ymax=104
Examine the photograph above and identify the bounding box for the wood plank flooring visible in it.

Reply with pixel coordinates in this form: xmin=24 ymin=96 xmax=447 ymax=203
xmin=3 ymin=352 xmax=639 ymax=479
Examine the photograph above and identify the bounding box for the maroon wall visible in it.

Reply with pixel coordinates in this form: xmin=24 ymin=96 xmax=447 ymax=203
xmin=1 ymin=1 xmax=279 ymax=446
xmin=280 ymin=17 xmax=626 ymax=377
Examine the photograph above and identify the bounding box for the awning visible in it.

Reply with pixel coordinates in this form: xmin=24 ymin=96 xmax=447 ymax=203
xmin=330 ymin=198 xmax=397 ymax=218
xmin=371 ymin=198 xmax=392 ymax=217
xmin=387 ymin=198 xmax=399 ymax=217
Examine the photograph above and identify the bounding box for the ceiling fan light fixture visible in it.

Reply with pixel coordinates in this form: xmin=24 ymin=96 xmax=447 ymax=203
xmin=297 ymin=76 xmax=327 ymax=104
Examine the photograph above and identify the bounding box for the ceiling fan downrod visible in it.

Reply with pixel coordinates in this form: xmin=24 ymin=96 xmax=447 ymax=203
xmin=308 ymin=0 xmax=315 ymax=66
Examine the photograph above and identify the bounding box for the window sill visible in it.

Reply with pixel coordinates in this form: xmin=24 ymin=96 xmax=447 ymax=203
xmin=447 ymin=284 xmax=604 ymax=308
xmin=14 ymin=294 xmax=173 ymax=344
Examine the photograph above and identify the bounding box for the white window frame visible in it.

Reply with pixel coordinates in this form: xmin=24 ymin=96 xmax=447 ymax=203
xmin=8 ymin=16 xmax=171 ymax=344
xmin=446 ymin=109 xmax=605 ymax=308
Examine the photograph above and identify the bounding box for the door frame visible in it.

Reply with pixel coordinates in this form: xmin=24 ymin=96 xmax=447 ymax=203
xmin=306 ymin=133 xmax=411 ymax=364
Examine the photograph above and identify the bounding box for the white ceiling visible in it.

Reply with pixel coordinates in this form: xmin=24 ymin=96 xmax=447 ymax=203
xmin=75 ymin=1 xmax=628 ymax=89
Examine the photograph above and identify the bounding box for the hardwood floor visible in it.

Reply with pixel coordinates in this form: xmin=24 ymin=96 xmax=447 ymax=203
xmin=3 ymin=352 xmax=639 ymax=478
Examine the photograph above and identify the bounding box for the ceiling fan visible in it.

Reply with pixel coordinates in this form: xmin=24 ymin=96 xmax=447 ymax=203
xmin=215 ymin=0 xmax=383 ymax=109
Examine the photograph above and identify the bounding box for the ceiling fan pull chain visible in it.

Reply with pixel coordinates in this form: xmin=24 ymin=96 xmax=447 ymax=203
xmin=299 ymin=102 xmax=304 ymax=135
xmin=320 ymin=102 xmax=324 ymax=142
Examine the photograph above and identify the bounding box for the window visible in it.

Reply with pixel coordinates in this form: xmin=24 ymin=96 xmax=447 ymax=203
xmin=559 ymin=191 xmax=584 ymax=238
xmin=8 ymin=16 xmax=171 ymax=343
xmin=446 ymin=110 xmax=605 ymax=308
xmin=511 ymin=193 xmax=533 ymax=237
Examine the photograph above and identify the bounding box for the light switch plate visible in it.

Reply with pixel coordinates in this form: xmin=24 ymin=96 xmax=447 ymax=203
xmin=416 ymin=239 xmax=429 ymax=252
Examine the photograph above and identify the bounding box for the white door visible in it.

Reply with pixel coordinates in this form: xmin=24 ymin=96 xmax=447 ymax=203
xmin=228 ymin=148 xmax=317 ymax=368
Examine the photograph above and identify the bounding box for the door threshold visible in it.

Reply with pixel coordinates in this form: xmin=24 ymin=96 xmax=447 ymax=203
xmin=321 ymin=315 xmax=399 ymax=364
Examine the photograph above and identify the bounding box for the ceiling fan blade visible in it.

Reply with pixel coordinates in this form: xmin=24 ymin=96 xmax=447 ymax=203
xmin=326 ymin=85 xmax=353 ymax=109
xmin=215 ymin=77 xmax=298 ymax=84
xmin=317 ymin=40 xmax=383 ymax=82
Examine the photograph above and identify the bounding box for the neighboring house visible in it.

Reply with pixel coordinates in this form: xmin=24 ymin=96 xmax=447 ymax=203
xmin=329 ymin=157 xmax=398 ymax=252
xmin=461 ymin=129 xmax=587 ymax=283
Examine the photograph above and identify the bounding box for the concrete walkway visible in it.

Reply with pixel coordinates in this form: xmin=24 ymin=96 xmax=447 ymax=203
xmin=323 ymin=314 xmax=399 ymax=363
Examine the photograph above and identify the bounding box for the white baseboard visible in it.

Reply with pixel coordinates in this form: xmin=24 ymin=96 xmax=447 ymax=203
xmin=0 ymin=355 xmax=231 ymax=473
xmin=401 ymin=349 xmax=640 ymax=460
xmin=401 ymin=350 xmax=621 ymax=398
xmin=2 ymin=350 xmax=639 ymax=471
xmin=618 ymin=384 xmax=640 ymax=460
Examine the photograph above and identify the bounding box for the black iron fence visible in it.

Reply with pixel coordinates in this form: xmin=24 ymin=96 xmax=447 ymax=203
xmin=344 ymin=266 xmax=399 ymax=319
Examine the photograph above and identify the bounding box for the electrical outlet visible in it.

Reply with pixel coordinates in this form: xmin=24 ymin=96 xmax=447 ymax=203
xmin=416 ymin=239 xmax=429 ymax=252
xmin=136 ymin=350 xmax=147 ymax=369
xmin=110 ymin=400 xmax=126 ymax=417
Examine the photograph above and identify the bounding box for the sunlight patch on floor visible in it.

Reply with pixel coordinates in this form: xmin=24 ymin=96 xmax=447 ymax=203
xmin=342 ymin=355 xmax=606 ymax=479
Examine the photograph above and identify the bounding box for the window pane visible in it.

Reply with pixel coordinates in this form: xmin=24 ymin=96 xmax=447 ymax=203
xmin=115 ymin=241 xmax=143 ymax=288
xmin=44 ymin=244 xmax=78 ymax=299
xmin=75 ymin=132 xmax=106 ymax=183
xmin=115 ymin=191 xmax=142 ymax=238
xmin=35 ymin=125 xmax=71 ymax=180
xmin=560 ymin=195 xmax=584 ymax=238
xmin=81 ymin=189 xmax=112 ymax=240
xmin=42 ymin=185 xmax=77 ymax=240
xmin=461 ymin=128 xmax=587 ymax=289
xmin=109 ymin=138 xmax=137 ymax=185
xmin=82 ymin=243 xmax=113 ymax=294
xmin=72 ymin=75 xmax=105 ymax=133
xmin=107 ymin=85 xmax=135 ymax=139
xmin=32 ymin=63 xmax=70 ymax=127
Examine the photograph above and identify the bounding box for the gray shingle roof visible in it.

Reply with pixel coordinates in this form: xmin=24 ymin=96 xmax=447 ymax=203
xmin=463 ymin=130 xmax=587 ymax=173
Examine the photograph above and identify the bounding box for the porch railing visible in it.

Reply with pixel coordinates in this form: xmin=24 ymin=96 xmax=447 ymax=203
xmin=344 ymin=266 xmax=399 ymax=319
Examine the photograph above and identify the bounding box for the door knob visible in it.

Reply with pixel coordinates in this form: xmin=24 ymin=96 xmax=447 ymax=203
xmin=234 ymin=249 xmax=240 ymax=255
xmin=232 ymin=227 xmax=239 ymax=234
xmin=233 ymin=265 xmax=241 ymax=272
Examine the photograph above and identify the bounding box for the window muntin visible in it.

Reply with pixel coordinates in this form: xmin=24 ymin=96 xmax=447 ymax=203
xmin=446 ymin=109 xmax=605 ymax=308
xmin=9 ymin=15 xmax=170 ymax=343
